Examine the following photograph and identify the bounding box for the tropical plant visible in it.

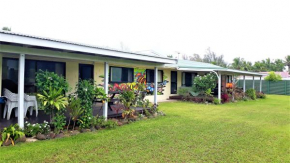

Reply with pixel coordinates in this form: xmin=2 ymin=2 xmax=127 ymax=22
xmin=24 ymin=121 xmax=50 ymax=137
xmin=95 ymin=87 xmax=109 ymax=103
xmin=37 ymin=87 xmax=68 ymax=122
xmin=90 ymin=115 xmax=106 ymax=129
xmin=245 ymin=88 xmax=256 ymax=100
xmin=35 ymin=70 xmax=69 ymax=94
xmin=76 ymin=79 xmax=95 ymax=129
xmin=118 ymin=90 xmax=136 ymax=119
xmin=104 ymin=120 xmax=118 ymax=129
xmin=177 ymin=87 xmax=189 ymax=96
xmin=52 ymin=112 xmax=66 ymax=134
xmin=264 ymin=71 xmax=282 ymax=81
xmin=0 ymin=124 xmax=25 ymax=146
xmin=192 ymin=73 xmax=218 ymax=97
xmin=67 ymin=97 xmax=84 ymax=131
xmin=213 ymin=98 xmax=220 ymax=105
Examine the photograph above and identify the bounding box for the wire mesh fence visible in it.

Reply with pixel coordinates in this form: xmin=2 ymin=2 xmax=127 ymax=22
xmin=237 ymin=80 xmax=290 ymax=95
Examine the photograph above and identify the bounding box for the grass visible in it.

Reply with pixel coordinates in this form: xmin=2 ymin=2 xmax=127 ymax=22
xmin=0 ymin=95 xmax=289 ymax=162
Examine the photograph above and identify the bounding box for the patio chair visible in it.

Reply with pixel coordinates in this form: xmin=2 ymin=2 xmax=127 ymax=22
xmin=3 ymin=88 xmax=19 ymax=120
xmin=24 ymin=94 xmax=38 ymax=117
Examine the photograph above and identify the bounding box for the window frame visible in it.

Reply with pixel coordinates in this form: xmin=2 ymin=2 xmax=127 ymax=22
xmin=182 ymin=72 xmax=197 ymax=87
xmin=79 ymin=64 xmax=94 ymax=81
xmin=146 ymin=69 xmax=164 ymax=83
xmin=109 ymin=66 xmax=134 ymax=83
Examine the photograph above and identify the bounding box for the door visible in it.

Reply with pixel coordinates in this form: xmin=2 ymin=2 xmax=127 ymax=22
xmin=171 ymin=71 xmax=177 ymax=94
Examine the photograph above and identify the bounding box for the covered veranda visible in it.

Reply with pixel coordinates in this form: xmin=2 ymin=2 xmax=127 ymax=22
xmin=0 ymin=31 xmax=175 ymax=128
xmin=167 ymin=59 xmax=263 ymax=101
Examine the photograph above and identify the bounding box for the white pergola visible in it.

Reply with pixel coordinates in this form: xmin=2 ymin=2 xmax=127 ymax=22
xmin=0 ymin=31 xmax=175 ymax=128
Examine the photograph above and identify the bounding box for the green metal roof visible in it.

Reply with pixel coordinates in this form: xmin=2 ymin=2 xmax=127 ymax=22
xmin=167 ymin=59 xmax=262 ymax=76
xmin=175 ymin=59 xmax=226 ymax=70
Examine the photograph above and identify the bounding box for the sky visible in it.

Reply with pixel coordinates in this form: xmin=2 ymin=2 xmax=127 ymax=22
xmin=0 ymin=0 xmax=289 ymax=64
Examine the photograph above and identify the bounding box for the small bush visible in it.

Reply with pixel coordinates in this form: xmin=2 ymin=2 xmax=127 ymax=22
xmin=104 ymin=120 xmax=118 ymax=129
xmin=256 ymin=92 xmax=266 ymax=99
xmin=264 ymin=71 xmax=282 ymax=81
xmin=245 ymin=89 xmax=256 ymax=100
xmin=24 ymin=121 xmax=50 ymax=137
xmin=213 ymin=98 xmax=220 ymax=105
xmin=221 ymin=93 xmax=229 ymax=103
xmin=178 ymin=87 xmax=189 ymax=96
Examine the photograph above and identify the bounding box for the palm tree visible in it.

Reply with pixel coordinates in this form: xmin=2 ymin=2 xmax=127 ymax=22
xmin=231 ymin=57 xmax=244 ymax=70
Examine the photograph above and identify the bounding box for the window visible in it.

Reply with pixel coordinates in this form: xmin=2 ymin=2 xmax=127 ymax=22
xmin=146 ymin=69 xmax=163 ymax=83
xmin=79 ymin=64 xmax=94 ymax=80
xmin=110 ymin=66 xmax=133 ymax=83
xmin=182 ymin=72 xmax=197 ymax=87
xmin=1 ymin=58 xmax=65 ymax=93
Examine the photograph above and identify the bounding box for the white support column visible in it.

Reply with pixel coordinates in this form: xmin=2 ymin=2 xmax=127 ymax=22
xmin=218 ymin=73 xmax=221 ymax=102
xmin=252 ymin=76 xmax=255 ymax=89
xmin=154 ymin=67 xmax=158 ymax=105
xmin=259 ymin=76 xmax=262 ymax=92
xmin=103 ymin=62 xmax=109 ymax=120
xmin=18 ymin=54 xmax=25 ymax=128
xmin=243 ymin=75 xmax=246 ymax=92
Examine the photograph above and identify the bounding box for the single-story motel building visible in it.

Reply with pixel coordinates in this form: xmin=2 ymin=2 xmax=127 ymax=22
xmin=0 ymin=31 xmax=262 ymax=128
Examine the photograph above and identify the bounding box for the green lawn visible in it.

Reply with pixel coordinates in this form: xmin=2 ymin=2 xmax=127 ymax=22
xmin=0 ymin=95 xmax=289 ymax=162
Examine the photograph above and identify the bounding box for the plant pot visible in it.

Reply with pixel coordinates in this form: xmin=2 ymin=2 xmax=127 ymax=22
xmin=36 ymin=133 xmax=47 ymax=140
xmin=55 ymin=133 xmax=64 ymax=139
xmin=16 ymin=135 xmax=26 ymax=143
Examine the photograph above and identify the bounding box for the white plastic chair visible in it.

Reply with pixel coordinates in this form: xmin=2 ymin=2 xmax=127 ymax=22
xmin=3 ymin=88 xmax=18 ymax=120
xmin=3 ymin=88 xmax=38 ymax=120
xmin=24 ymin=94 xmax=38 ymax=117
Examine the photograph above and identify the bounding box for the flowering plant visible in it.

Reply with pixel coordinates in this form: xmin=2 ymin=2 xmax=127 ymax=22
xmin=24 ymin=121 xmax=51 ymax=137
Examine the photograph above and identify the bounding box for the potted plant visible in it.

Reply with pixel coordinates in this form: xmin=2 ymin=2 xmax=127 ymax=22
xmin=0 ymin=124 xmax=25 ymax=146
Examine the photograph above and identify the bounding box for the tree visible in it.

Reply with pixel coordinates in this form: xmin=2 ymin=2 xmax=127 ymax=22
xmin=264 ymin=71 xmax=282 ymax=81
xmin=2 ymin=27 xmax=11 ymax=31
xmin=230 ymin=57 xmax=244 ymax=70
xmin=284 ymin=55 xmax=290 ymax=74
xmin=189 ymin=53 xmax=203 ymax=62
xmin=203 ymin=48 xmax=227 ymax=67
xmin=192 ymin=72 xmax=218 ymax=99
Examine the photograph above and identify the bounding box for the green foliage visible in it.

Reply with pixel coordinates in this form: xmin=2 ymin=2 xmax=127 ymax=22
xmin=90 ymin=115 xmax=106 ymax=129
xmin=76 ymin=79 xmax=95 ymax=129
xmin=36 ymin=70 xmax=69 ymax=94
xmin=213 ymin=98 xmax=221 ymax=105
xmin=95 ymin=87 xmax=109 ymax=103
xmin=256 ymin=92 xmax=266 ymax=99
xmin=37 ymin=87 xmax=68 ymax=122
xmin=119 ymin=90 xmax=136 ymax=109
xmin=104 ymin=120 xmax=118 ymax=129
xmin=1 ymin=124 xmax=25 ymax=146
xmin=177 ymin=87 xmax=189 ymax=96
xmin=67 ymin=97 xmax=84 ymax=130
xmin=245 ymin=89 xmax=256 ymax=100
xmin=24 ymin=121 xmax=50 ymax=137
xmin=52 ymin=112 xmax=66 ymax=134
xmin=2 ymin=26 xmax=11 ymax=31
xmin=192 ymin=73 xmax=217 ymax=96
xmin=264 ymin=71 xmax=282 ymax=81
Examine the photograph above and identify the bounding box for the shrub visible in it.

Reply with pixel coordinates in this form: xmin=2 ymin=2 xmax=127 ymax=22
xmin=264 ymin=71 xmax=282 ymax=81
xmin=90 ymin=115 xmax=106 ymax=129
xmin=177 ymin=87 xmax=189 ymax=96
xmin=24 ymin=121 xmax=50 ymax=137
xmin=245 ymin=89 xmax=256 ymax=100
xmin=192 ymin=73 xmax=218 ymax=96
xmin=256 ymin=92 xmax=266 ymax=99
xmin=76 ymin=79 xmax=95 ymax=129
xmin=221 ymin=93 xmax=229 ymax=103
xmin=1 ymin=124 xmax=25 ymax=146
xmin=52 ymin=112 xmax=66 ymax=134
xmin=213 ymin=98 xmax=220 ymax=105
xmin=36 ymin=70 xmax=69 ymax=94
xmin=104 ymin=120 xmax=118 ymax=129
xmin=67 ymin=97 xmax=84 ymax=131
